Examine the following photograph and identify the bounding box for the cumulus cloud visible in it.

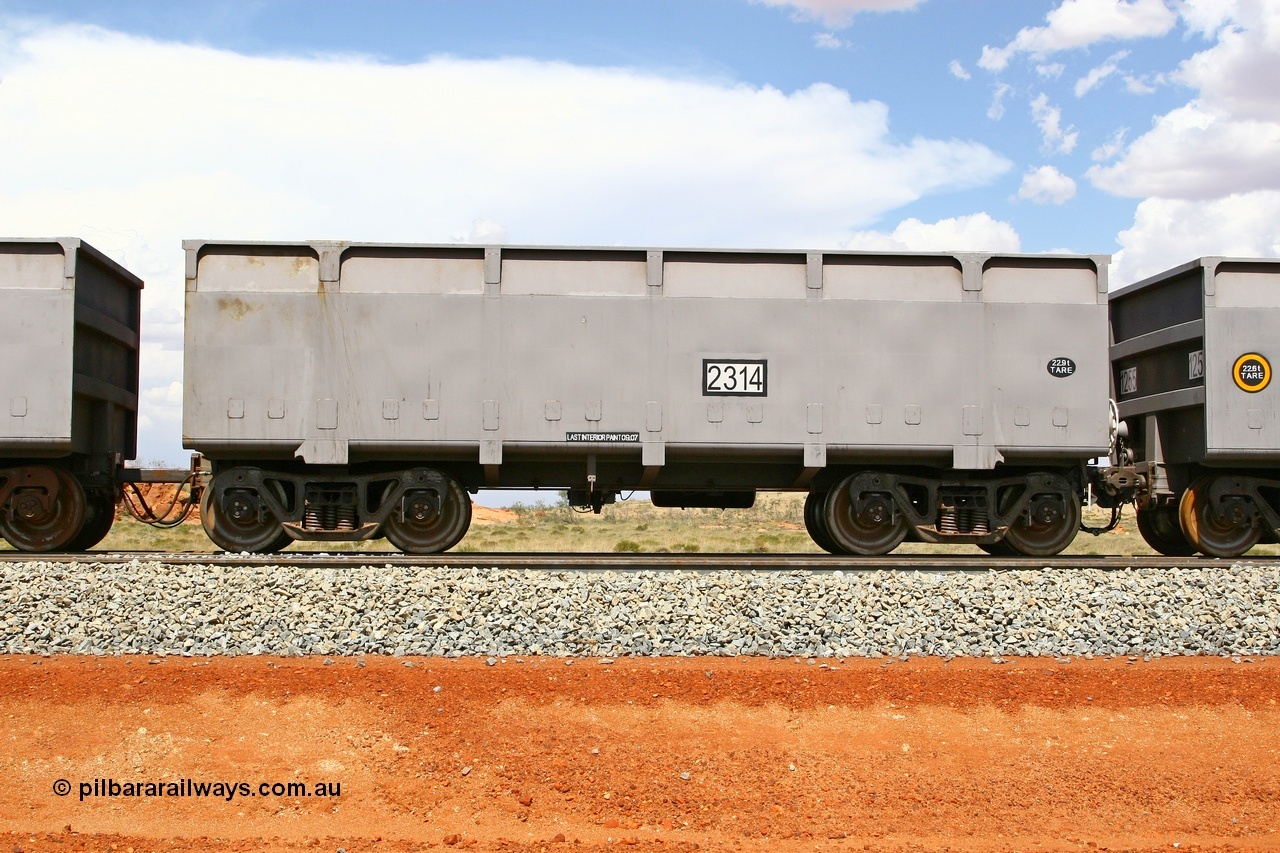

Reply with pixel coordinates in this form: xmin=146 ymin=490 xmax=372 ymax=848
xmin=1088 ymin=0 xmax=1280 ymax=199
xmin=1175 ymin=2 xmax=1280 ymax=121
xmin=0 ymin=22 xmax=1010 ymax=462
xmin=1089 ymin=104 xmax=1280 ymax=197
xmin=842 ymin=213 xmax=1022 ymax=252
xmin=751 ymin=0 xmax=924 ymax=27
xmin=1088 ymin=1 xmax=1280 ymax=287
xmin=948 ymin=59 xmax=970 ymax=80
xmin=1017 ymin=165 xmax=1078 ymax=204
xmin=1177 ymin=0 xmax=1246 ymax=38
xmin=1074 ymin=50 xmax=1129 ymax=96
xmin=814 ymin=32 xmax=849 ymax=48
xmin=979 ymin=0 xmax=1177 ymax=72
xmin=1112 ymin=192 xmax=1280 ymax=284
xmin=1030 ymin=94 xmax=1080 ymax=153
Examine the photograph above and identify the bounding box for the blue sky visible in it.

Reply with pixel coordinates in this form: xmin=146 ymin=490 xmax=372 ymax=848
xmin=2 ymin=0 xmax=1278 ymax=489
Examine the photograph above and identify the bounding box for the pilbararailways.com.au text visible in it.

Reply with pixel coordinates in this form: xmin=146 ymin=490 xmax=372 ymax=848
xmin=54 ymin=778 xmax=342 ymax=802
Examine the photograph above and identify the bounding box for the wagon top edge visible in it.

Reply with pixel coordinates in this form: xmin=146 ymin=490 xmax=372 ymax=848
xmin=181 ymin=238 xmax=1109 ymax=268
xmin=0 ymin=237 xmax=144 ymax=289
xmin=1111 ymin=256 xmax=1280 ymax=301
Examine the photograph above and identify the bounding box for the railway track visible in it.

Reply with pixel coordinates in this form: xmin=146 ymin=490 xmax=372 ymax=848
xmin=0 ymin=550 xmax=1273 ymax=571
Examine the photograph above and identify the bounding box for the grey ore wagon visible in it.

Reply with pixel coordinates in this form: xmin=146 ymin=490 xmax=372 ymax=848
xmin=1111 ymin=257 xmax=1280 ymax=557
xmin=1 ymin=238 xmax=142 ymax=551
xmin=183 ymin=241 xmax=1114 ymax=556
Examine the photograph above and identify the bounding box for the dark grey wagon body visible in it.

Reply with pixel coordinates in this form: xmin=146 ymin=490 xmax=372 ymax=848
xmin=1110 ymin=257 xmax=1280 ymax=557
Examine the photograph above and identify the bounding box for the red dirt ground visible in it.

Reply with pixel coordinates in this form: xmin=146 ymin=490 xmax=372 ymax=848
xmin=2 ymin=655 xmax=1278 ymax=852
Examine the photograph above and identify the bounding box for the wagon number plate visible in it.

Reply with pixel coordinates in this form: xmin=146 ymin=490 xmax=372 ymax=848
xmin=703 ymin=359 xmax=767 ymax=397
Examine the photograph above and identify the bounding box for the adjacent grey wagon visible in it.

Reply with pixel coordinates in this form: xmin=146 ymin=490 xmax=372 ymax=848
xmin=0 ymin=239 xmax=142 ymax=551
xmin=1111 ymin=257 xmax=1280 ymax=557
xmin=183 ymin=241 xmax=1114 ymax=556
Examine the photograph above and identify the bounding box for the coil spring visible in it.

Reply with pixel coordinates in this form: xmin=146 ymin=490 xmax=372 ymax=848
xmin=304 ymin=503 xmax=355 ymax=531
xmin=939 ymin=507 xmax=958 ymax=534
xmin=939 ymin=506 xmax=990 ymax=535
xmin=959 ymin=507 xmax=989 ymax=535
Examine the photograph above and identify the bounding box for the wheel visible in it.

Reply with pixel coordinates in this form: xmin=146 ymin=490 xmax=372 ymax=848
xmin=1179 ymin=476 xmax=1261 ymax=558
xmin=804 ymin=491 xmax=843 ymax=554
xmin=0 ymin=468 xmax=87 ymax=552
xmin=823 ymin=473 xmax=907 ymax=556
xmin=977 ymin=541 xmax=1017 ymax=557
xmin=262 ymin=527 xmax=295 ymax=554
xmin=382 ymin=473 xmax=472 ymax=554
xmin=1003 ymin=479 xmax=1081 ymax=557
xmin=65 ymin=490 xmax=118 ymax=551
xmin=1135 ymin=505 xmax=1197 ymax=557
xmin=201 ymin=478 xmax=289 ymax=553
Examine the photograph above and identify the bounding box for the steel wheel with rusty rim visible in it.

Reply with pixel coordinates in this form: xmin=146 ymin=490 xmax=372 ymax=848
xmin=1003 ymin=478 xmax=1081 ymax=557
xmin=1135 ymin=505 xmax=1197 ymax=557
xmin=804 ymin=491 xmax=843 ymax=554
xmin=1179 ymin=476 xmax=1261 ymax=558
xmin=65 ymin=489 xmax=118 ymax=551
xmin=383 ymin=473 xmax=472 ymax=554
xmin=823 ymin=472 xmax=907 ymax=556
xmin=201 ymin=476 xmax=291 ymax=554
xmin=977 ymin=541 xmax=1018 ymax=556
xmin=0 ymin=467 xmax=87 ymax=552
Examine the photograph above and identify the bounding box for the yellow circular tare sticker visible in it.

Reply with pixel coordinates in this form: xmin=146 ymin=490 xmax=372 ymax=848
xmin=1232 ymin=353 xmax=1271 ymax=392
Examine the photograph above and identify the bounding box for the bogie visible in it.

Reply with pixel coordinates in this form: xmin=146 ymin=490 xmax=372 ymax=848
xmin=802 ymin=468 xmax=1084 ymax=557
xmin=200 ymin=465 xmax=472 ymax=555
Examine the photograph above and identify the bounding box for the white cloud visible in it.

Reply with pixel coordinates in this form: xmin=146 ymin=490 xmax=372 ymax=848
xmin=814 ymin=31 xmax=849 ymax=48
xmin=978 ymin=0 xmax=1177 ymax=72
xmin=1123 ymin=74 xmax=1157 ymax=94
xmin=141 ymin=380 xmax=184 ymax=424
xmin=1017 ymin=165 xmax=1078 ymax=204
xmin=1087 ymin=2 xmax=1280 ymax=198
xmin=1091 ymin=128 xmax=1129 ymax=161
xmin=1177 ymin=0 xmax=1245 ymax=38
xmin=842 ymin=212 xmax=1022 ymax=252
xmin=751 ymin=0 xmax=924 ymax=27
xmin=0 ymin=22 xmax=1010 ymax=463
xmin=1088 ymin=102 xmax=1280 ymax=197
xmin=1074 ymin=50 xmax=1129 ymax=96
xmin=948 ymin=59 xmax=970 ymax=80
xmin=1175 ymin=1 xmax=1280 ymax=121
xmin=978 ymin=44 xmax=1016 ymax=74
xmin=1089 ymin=1 xmax=1280 ymax=287
xmin=462 ymin=218 xmax=509 ymax=244
xmin=1036 ymin=62 xmax=1066 ymax=78
xmin=1112 ymin=192 xmax=1280 ymax=284
xmin=987 ymin=82 xmax=1013 ymax=120
xmin=1030 ymin=93 xmax=1080 ymax=153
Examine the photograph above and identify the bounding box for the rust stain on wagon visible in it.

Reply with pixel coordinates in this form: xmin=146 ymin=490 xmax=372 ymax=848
xmin=216 ymin=297 xmax=256 ymax=320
